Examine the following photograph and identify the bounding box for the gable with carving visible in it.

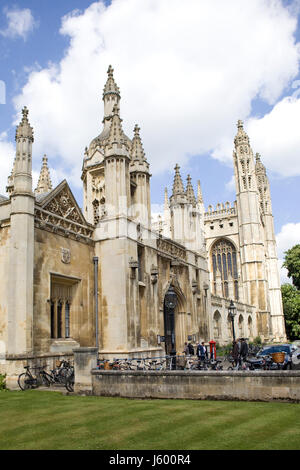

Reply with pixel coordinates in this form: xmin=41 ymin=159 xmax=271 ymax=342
xmin=34 ymin=180 xmax=94 ymax=244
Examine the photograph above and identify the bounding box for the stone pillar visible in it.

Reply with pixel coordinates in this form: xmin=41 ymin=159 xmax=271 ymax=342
xmin=73 ymin=347 xmax=98 ymax=395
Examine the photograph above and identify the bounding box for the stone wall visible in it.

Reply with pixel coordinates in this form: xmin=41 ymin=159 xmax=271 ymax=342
xmin=91 ymin=370 xmax=300 ymax=402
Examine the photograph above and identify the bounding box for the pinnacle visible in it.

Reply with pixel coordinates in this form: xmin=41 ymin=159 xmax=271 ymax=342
xmin=197 ymin=180 xmax=203 ymax=204
xmin=255 ymin=152 xmax=266 ymax=175
xmin=172 ymin=164 xmax=185 ymax=196
xmin=15 ymin=106 xmax=34 ymax=142
xmin=234 ymin=118 xmax=249 ymax=147
xmin=35 ymin=154 xmax=52 ymax=194
xmin=186 ymin=175 xmax=197 ymax=206
xmin=130 ymin=124 xmax=146 ymax=161
xmin=106 ymin=106 xmax=128 ymax=148
xmin=103 ymin=64 xmax=120 ymax=98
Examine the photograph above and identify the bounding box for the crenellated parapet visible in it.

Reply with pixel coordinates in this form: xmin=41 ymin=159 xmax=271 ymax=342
xmin=204 ymin=201 xmax=236 ymax=220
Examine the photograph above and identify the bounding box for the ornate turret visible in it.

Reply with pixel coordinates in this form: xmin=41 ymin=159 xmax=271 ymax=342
xmin=35 ymin=155 xmax=52 ymax=195
xmin=129 ymin=124 xmax=151 ymax=227
xmin=13 ymin=106 xmax=34 ymax=194
xmin=85 ymin=66 xmax=130 ymax=160
xmin=234 ymin=120 xmax=250 ymax=148
xmin=233 ymin=119 xmax=257 ymax=194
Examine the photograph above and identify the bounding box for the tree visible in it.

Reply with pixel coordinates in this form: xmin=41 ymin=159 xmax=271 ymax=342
xmin=281 ymin=284 xmax=300 ymax=340
xmin=283 ymin=244 xmax=300 ymax=290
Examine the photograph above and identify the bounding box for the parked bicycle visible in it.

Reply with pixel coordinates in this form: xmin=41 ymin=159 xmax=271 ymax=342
xmin=18 ymin=365 xmax=51 ymax=390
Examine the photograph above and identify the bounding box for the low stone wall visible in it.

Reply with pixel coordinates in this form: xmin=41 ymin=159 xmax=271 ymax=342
xmin=91 ymin=370 xmax=300 ymax=402
xmin=1 ymin=352 xmax=74 ymax=390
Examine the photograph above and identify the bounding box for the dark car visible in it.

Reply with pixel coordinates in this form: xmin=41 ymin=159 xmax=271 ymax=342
xmin=257 ymin=344 xmax=297 ymax=370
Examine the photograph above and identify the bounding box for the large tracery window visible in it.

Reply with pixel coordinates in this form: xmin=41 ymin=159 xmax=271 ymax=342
xmin=211 ymin=239 xmax=239 ymax=300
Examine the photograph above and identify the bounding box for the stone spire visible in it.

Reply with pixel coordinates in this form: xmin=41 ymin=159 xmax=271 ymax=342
xmin=197 ymin=180 xmax=203 ymax=204
xmin=255 ymin=152 xmax=272 ymax=215
xmin=35 ymin=155 xmax=52 ymax=195
xmin=172 ymin=164 xmax=185 ymax=197
xmin=103 ymin=65 xmax=120 ymax=99
xmin=130 ymin=125 xmax=146 ymax=162
xmin=106 ymin=104 xmax=129 ymax=151
xmin=186 ymin=175 xmax=197 ymax=206
xmin=130 ymin=124 xmax=150 ymax=175
xmin=255 ymin=152 xmax=266 ymax=176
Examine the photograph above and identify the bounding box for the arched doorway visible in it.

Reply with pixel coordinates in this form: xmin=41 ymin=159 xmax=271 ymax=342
xmin=163 ymin=286 xmax=177 ymax=355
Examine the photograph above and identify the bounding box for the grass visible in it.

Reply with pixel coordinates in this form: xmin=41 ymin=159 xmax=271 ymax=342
xmin=0 ymin=390 xmax=300 ymax=450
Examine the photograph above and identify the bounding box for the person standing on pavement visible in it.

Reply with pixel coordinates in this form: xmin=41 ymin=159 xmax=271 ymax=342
xmin=232 ymin=340 xmax=240 ymax=368
xmin=240 ymin=338 xmax=248 ymax=363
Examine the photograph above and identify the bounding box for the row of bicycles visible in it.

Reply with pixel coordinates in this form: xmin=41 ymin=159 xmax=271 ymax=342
xmin=225 ymin=353 xmax=289 ymax=371
xmin=18 ymin=360 xmax=74 ymax=392
xmin=97 ymin=355 xmax=224 ymax=371
xmin=97 ymin=352 xmax=290 ymax=372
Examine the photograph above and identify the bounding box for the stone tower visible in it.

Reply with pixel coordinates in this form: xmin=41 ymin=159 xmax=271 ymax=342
xmin=82 ymin=65 xmax=131 ymax=225
xmin=170 ymin=165 xmax=204 ymax=252
xmin=255 ymin=153 xmax=285 ymax=340
xmin=233 ymin=120 xmax=272 ymax=338
xmin=7 ymin=107 xmax=35 ymax=355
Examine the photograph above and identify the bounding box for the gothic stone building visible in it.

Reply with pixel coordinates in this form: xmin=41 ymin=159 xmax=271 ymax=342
xmin=0 ymin=67 xmax=286 ymax=386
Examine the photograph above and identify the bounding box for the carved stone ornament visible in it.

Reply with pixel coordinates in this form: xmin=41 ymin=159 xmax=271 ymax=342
xmin=61 ymin=248 xmax=71 ymax=264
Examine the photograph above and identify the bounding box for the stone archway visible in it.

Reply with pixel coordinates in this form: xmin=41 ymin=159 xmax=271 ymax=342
xmin=162 ymin=280 xmax=187 ymax=355
xmin=213 ymin=310 xmax=222 ymax=340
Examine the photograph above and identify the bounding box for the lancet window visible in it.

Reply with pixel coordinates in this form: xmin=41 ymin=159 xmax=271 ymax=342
xmin=211 ymin=239 xmax=239 ymax=300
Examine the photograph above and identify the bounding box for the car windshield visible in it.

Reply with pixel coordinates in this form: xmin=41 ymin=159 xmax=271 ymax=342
xmin=260 ymin=345 xmax=290 ymax=355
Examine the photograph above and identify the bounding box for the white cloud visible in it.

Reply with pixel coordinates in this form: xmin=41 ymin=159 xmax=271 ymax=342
xmin=225 ymin=175 xmax=235 ymax=193
xmin=11 ymin=0 xmax=300 ymax=188
xmin=0 ymin=7 xmax=38 ymax=40
xmin=276 ymin=222 xmax=300 ymax=284
xmin=246 ymin=94 xmax=300 ymax=177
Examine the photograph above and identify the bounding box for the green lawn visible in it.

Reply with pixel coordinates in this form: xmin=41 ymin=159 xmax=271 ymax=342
xmin=0 ymin=390 xmax=299 ymax=450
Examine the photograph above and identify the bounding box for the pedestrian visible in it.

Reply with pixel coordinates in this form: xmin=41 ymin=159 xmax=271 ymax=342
xmin=188 ymin=342 xmax=194 ymax=356
xmin=200 ymin=342 xmax=207 ymax=361
xmin=240 ymin=338 xmax=248 ymax=362
xmin=232 ymin=340 xmax=240 ymax=368
xmin=183 ymin=342 xmax=189 ymax=355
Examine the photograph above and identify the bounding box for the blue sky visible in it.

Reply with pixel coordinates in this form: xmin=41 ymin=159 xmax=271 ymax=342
xmin=0 ymin=0 xmax=300 ymax=281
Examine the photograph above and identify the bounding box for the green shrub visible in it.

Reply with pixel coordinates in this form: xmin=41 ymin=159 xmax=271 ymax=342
xmin=253 ymin=336 xmax=262 ymax=346
xmin=0 ymin=374 xmax=6 ymax=391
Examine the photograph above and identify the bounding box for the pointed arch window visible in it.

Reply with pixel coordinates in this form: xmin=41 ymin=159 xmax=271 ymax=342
xmin=211 ymin=239 xmax=239 ymax=300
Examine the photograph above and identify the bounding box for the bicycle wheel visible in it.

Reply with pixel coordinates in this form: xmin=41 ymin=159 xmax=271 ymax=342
xmin=65 ymin=374 xmax=74 ymax=392
xmin=40 ymin=372 xmax=51 ymax=387
xmin=18 ymin=373 xmax=32 ymax=391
